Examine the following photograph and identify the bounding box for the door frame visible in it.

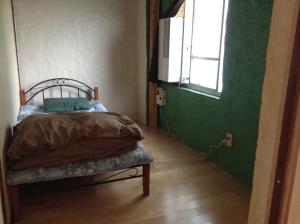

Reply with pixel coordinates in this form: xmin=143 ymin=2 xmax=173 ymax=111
xmin=248 ymin=0 xmax=300 ymax=223
xmin=268 ymin=5 xmax=300 ymax=223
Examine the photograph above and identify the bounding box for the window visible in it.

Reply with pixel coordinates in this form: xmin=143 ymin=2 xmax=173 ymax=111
xmin=181 ymin=0 xmax=229 ymax=95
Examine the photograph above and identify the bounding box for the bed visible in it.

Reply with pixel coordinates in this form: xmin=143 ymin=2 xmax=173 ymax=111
xmin=6 ymin=78 xmax=153 ymax=222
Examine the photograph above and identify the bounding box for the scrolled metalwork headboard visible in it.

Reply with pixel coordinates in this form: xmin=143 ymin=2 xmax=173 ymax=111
xmin=20 ymin=78 xmax=99 ymax=105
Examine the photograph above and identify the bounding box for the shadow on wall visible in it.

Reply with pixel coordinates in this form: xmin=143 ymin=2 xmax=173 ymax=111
xmin=107 ymin=2 xmax=139 ymax=118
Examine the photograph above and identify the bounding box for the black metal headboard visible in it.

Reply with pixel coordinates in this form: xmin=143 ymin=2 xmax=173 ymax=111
xmin=20 ymin=78 xmax=99 ymax=105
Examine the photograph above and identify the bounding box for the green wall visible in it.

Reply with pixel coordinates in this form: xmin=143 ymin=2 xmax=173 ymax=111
xmin=159 ymin=0 xmax=273 ymax=187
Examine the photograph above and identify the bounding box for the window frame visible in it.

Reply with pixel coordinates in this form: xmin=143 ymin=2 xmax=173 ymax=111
xmin=182 ymin=0 xmax=228 ymax=96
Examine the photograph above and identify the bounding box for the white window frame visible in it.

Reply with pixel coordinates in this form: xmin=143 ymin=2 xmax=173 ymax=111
xmin=181 ymin=0 xmax=229 ymax=96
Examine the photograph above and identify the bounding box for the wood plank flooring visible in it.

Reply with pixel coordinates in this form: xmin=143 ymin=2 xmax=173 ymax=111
xmin=18 ymin=127 xmax=251 ymax=224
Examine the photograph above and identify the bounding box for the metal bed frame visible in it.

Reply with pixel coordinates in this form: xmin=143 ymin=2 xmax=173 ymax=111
xmin=20 ymin=78 xmax=99 ymax=105
xmin=10 ymin=78 xmax=151 ymax=222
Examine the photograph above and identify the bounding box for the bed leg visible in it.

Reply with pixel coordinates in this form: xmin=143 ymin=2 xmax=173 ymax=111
xmin=143 ymin=164 xmax=150 ymax=196
xmin=9 ymin=185 xmax=21 ymax=222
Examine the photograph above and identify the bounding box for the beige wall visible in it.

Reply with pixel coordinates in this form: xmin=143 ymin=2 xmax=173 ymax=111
xmin=0 ymin=0 xmax=21 ymax=222
xmin=13 ymin=0 xmax=147 ymax=122
xmin=248 ymin=0 xmax=300 ymax=223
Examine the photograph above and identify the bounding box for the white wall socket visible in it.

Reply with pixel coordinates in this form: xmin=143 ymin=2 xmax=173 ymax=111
xmin=225 ymin=133 xmax=233 ymax=147
xmin=157 ymin=87 xmax=166 ymax=106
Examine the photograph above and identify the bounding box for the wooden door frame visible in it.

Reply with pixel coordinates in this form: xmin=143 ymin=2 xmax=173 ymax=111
xmin=268 ymin=6 xmax=300 ymax=223
xmin=147 ymin=0 xmax=159 ymax=128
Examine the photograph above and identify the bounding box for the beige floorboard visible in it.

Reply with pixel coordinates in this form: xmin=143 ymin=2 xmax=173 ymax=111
xmin=19 ymin=126 xmax=250 ymax=224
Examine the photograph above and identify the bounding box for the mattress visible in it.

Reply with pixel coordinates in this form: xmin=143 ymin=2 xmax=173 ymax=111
xmin=7 ymin=143 xmax=153 ymax=185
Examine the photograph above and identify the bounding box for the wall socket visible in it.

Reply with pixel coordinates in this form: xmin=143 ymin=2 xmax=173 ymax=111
xmin=156 ymin=87 xmax=167 ymax=106
xmin=225 ymin=133 xmax=233 ymax=147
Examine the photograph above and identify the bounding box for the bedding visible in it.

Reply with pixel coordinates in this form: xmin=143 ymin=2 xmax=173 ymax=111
xmin=7 ymin=143 xmax=153 ymax=185
xmin=18 ymin=100 xmax=107 ymax=121
xmin=8 ymin=112 xmax=144 ymax=170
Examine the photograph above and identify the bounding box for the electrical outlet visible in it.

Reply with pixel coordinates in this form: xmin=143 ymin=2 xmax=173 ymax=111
xmin=225 ymin=133 xmax=233 ymax=147
xmin=156 ymin=88 xmax=166 ymax=106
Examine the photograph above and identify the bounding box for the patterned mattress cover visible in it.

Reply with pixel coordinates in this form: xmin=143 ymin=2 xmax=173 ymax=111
xmin=7 ymin=143 xmax=153 ymax=185
xmin=18 ymin=100 xmax=108 ymax=121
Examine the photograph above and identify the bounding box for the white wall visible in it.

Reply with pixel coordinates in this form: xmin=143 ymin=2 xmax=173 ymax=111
xmin=14 ymin=0 xmax=147 ymax=121
xmin=0 ymin=0 xmax=21 ymax=222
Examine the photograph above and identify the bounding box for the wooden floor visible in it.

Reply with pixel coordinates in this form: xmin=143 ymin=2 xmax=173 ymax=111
xmin=19 ymin=127 xmax=251 ymax=224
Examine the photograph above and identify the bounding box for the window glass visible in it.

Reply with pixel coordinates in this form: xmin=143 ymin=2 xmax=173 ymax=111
xmin=191 ymin=0 xmax=224 ymax=58
xmin=190 ymin=59 xmax=219 ymax=89
xmin=182 ymin=0 xmax=228 ymax=95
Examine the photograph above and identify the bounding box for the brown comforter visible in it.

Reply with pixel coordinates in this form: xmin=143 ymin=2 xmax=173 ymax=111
xmin=8 ymin=112 xmax=144 ymax=169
